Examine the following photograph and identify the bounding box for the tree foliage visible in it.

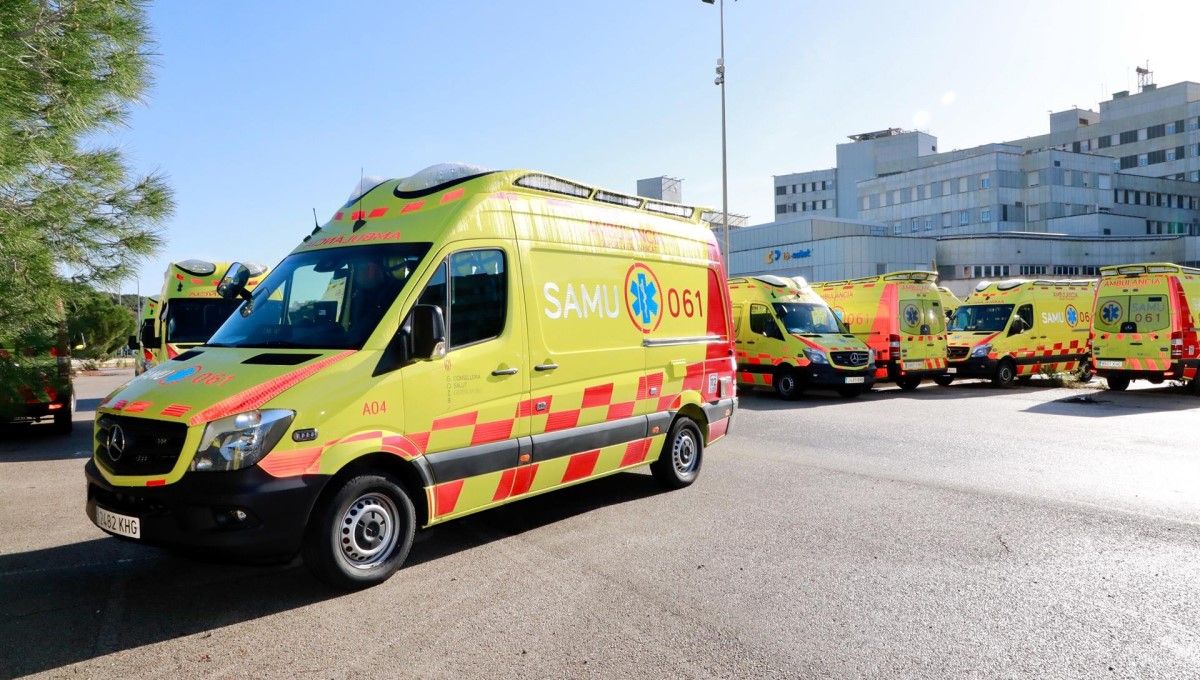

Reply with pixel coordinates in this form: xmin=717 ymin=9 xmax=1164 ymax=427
xmin=0 ymin=0 xmax=172 ymax=347
xmin=64 ymin=282 xmax=134 ymax=359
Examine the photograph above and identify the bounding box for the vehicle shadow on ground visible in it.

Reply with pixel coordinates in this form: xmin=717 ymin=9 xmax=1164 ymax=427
xmin=0 ymin=471 xmax=664 ymax=677
xmin=1023 ymin=383 xmax=1200 ymax=417
xmin=736 ymin=380 xmax=1058 ymax=411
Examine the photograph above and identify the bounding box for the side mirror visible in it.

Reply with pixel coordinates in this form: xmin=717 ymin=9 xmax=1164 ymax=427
xmin=139 ymin=319 xmax=158 ymax=348
xmin=409 ymin=304 xmax=447 ymax=360
xmin=217 ymin=262 xmax=252 ymax=301
xmin=1009 ymin=318 xmax=1028 ymax=336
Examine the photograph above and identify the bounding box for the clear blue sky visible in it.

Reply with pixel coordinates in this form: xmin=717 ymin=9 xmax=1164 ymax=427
xmin=112 ymin=0 xmax=1200 ymax=295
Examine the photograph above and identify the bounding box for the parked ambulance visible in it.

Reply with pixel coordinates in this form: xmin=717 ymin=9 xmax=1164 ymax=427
xmin=943 ymin=278 xmax=1095 ymax=387
xmin=814 ymin=271 xmax=949 ymax=391
xmin=85 ymin=164 xmax=738 ymax=589
xmin=133 ymin=297 xmax=158 ymax=375
xmin=728 ymin=275 xmax=874 ymax=398
xmin=1091 ymin=262 xmax=1200 ymax=392
xmin=137 ymin=260 xmax=268 ymax=372
xmin=938 ymin=286 xmax=963 ymax=320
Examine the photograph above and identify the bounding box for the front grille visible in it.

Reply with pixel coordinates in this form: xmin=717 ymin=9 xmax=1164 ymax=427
xmin=831 ymin=351 xmax=870 ymax=367
xmin=89 ymin=484 xmax=169 ymax=517
xmin=95 ymin=415 xmax=187 ymax=476
xmin=947 ymin=346 xmax=970 ymax=360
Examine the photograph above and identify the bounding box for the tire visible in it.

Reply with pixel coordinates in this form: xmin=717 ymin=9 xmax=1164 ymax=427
xmin=837 ymin=385 xmax=865 ymax=399
xmin=1106 ymin=376 xmax=1130 ymax=392
xmin=52 ymin=394 xmax=73 ymax=434
xmin=933 ymin=375 xmax=954 ymax=387
xmin=1077 ymin=364 xmax=1094 ymax=383
xmin=896 ymin=377 xmax=921 ymax=391
xmin=992 ymin=358 xmax=1016 ymax=388
xmin=302 ymin=473 xmax=416 ymax=590
xmin=650 ymin=417 xmax=703 ymax=489
xmin=773 ymin=366 xmax=803 ymax=400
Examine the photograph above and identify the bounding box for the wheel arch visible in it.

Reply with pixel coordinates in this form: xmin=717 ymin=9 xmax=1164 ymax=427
xmin=317 ymin=453 xmax=432 ymax=528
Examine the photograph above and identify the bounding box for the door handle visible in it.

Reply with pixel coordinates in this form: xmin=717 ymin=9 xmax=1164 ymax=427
xmin=744 ymin=341 xmax=756 ymax=345
xmin=534 ymin=363 xmax=558 ymax=371
xmin=491 ymin=367 xmax=519 ymax=376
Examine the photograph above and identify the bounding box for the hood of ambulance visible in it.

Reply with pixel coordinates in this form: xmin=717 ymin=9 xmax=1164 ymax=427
xmin=97 ymin=347 xmax=361 ymax=426
xmin=790 ymin=332 xmax=873 ymax=368
xmin=947 ymin=330 xmax=998 ymax=351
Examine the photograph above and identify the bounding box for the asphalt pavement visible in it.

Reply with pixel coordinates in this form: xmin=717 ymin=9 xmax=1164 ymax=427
xmin=1 ymin=370 xmax=1198 ymax=678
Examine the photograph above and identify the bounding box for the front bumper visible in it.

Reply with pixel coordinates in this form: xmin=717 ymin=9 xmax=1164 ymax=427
xmin=802 ymin=363 xmax=876 ymax=389
xmin=946 ymin=357 xmax=997 ymax=379
xmin=85 ymin=459 xmax=327 ymax=559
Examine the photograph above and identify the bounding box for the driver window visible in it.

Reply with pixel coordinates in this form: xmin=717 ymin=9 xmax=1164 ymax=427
xmin=1012 ymin=304 xmax=1033 ymax=334
xmin=749 ymin=304 xmax=783 ymax=340
xmin=415 ymin=249 xmax=507 ymax=350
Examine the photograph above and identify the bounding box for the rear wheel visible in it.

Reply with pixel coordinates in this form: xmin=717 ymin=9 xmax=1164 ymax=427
xmin=52 ymin=394 xmax=73 ymax=434
xmin=302 ymin=473 xmax=416 ymax=590
xmin=1106 ymin=375 xmax=1130 ymax=392
xmin=992 ymin=359 xmax=1016 ymax=388
xmin=895 ymin=377 xmax=921 ymax=391
xmin=1076 ymin=364 xmax=1094 ymax=383
xmin=650 ymin=417 xmax=703 ymax=489
xmin=933 ymin=375 xmax=954 ymax=387
xmin=773 ymin=366 xmax=803 ymax=400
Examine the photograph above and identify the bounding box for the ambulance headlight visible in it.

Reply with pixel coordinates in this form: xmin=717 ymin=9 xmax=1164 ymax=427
xmin=803 ymin=349 xmax=829 ymax=364
xmin=971 ymin=344 xmax=991 ymax=358
xmin=191 ymin=409 xmax=294 ymax=472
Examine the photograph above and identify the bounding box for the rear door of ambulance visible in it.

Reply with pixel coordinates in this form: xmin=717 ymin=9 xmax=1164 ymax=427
xmin=519 ymin=225 xmax=648 ymax=496
xmin=1092 ymin=275 xmax=1173 ymax=371
xmin=897 ymin=287 xmax=944 ymax=368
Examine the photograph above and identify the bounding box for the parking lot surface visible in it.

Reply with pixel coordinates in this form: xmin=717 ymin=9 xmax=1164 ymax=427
xmin=2 ymin=370 xmax=1198 ymax=678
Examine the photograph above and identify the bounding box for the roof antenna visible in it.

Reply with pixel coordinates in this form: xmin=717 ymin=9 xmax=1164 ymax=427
xmin=352 ymin=166 xmax=368 ymax=233
xmin=308 ymin=208 xmax=321 ymax=236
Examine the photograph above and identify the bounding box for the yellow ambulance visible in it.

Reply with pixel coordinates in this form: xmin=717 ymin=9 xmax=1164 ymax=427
xmin=728 ymin=275 xmax=874 ymax=398
xmin=137 ymin=260 xmax=268 ymax=371
xmin=943 ymin=279 xmax=1096 ymax=387
xmin=813 ymin=271 xmax=948 ymax=391
xmin=85 ymin=164 xmax=738 ymax=589
xmin=938 ymin=286 xmax=962 ymax=320
xmin=1091 ymin=263 xmax=1200 ymax=392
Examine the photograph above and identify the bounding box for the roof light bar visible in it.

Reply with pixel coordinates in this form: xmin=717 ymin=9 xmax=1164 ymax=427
xmin=514 ymin=174 xmax=592 ymax=199
xmin=176 ymin=260 xmax=216 ymax=276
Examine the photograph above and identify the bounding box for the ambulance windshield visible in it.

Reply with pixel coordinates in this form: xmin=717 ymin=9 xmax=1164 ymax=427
xmin=949 ymin=304 xmax=1014 ymax=332
xmin=772 ymin=302 xmax=845 ymax=335
xmin=207 ymin=243 xmax=431 ymax=350
xmin=164 ymin=298 xmax=242 ymax=344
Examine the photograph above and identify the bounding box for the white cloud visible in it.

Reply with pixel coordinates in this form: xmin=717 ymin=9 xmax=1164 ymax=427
xmin=940 ymin=90 xmax=957 ymax=106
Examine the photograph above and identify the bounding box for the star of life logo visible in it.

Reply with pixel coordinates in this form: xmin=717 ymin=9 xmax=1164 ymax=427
xmin=624 ymin=263 xmax=663 ymax=334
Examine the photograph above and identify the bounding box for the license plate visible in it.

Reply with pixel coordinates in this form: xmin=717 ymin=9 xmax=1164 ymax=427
xmin=95 ymin=506 xmax=140 ymax=539
xmin=946 ymin=367 xmax=957 ymax=374
xmin=844 ymin=376 xmax=865 ymax=384
xmin=1097 ymin=360 xmax=1123 ymax=369
xmin=904 ymin=361 xmax=925 ymax=370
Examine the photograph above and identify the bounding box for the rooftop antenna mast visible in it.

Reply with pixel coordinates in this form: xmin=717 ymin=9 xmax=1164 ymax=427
xmin=1136 ymin=62 xmax=1153 ymax=92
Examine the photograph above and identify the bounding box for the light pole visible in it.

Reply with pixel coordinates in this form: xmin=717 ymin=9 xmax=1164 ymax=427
xmin=703 ymin=0 xmax=731 ymax=263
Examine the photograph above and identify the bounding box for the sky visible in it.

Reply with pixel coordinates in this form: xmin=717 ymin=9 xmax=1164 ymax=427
xmin=110 ymin=0 xmax=1200 ymax=296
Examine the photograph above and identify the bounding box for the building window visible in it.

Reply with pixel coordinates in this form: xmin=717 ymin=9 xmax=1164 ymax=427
xmin=924 ymin=184 xmax=932 ymax=199
xmin=1148 ymin=150 xmax=1166 ymax=164
xmin=892 ymin=190 xmax=901 ymax=204
xmin=980 ymin=174 xmax=991 ymax=189
xmin=911 ymin=219 xmax=919 ymax=233
xmin=861 ymin=195 xmax=869 ymax=210
xmin=893 ymin=224 xmax=902 ymax=235
xmin=942 ymin=212 xmax=951 ymax=228
xmin=924 ymin=217 xmax=933 ymax=231
xmin=981 ymin=208 xmax=992 ymax=222
xmin=959 ymin=210 xmax=969 ymax=226
xmin=821 ymin=180 xmax=828 ymax=190
xmin=942 ymin=180 xmax=951 ymax=195
xmin=1138 ymin=154 xmax=1148 ymax=167
xmin=1098 ymin=136 xmax=1112 ymax=149
xmin=1027 ymin=171 xmax=1039 ymax=187
xmin=1147 ymin=124 xmax=1166 ymax=139
xmin=775 ymin=204 xmax=786 ymax=215
xmin=911 ymin=187 xmax=918 ymax=201
xmin=958 ymin=177 xmax=968 ymax=192
xmin=1119 ymin=155 xmax=1137 ymax=170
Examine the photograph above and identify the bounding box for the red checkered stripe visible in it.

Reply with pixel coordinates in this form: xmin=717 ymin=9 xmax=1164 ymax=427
xmin=1013 ymin=339 xmax=1089 ymax=360
xmin=428 ymin=433 xmax=667 ymax=521
xmin=258 ymin=430 xmax=425 ymax=478
xmin=332 ymin=186 xmax=466 ymax=222
xmin=1016 ymin=361 xmax=1082 ymax=376
xmin=735 ymin=349 xmax=808 ymax=386
xmin=1121 ymin=356 xmax=1172 ymax=371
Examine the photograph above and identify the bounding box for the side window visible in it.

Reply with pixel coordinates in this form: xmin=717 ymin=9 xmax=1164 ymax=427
xmin=1016 ymin=304 xmax=1033 ymax=329
xmin=449 ymin=249 xmax=507 ymax=348
xmin=749 ymin=304 xmax=783 ymax=340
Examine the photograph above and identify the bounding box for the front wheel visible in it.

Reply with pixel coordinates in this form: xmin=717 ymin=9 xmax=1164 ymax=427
xmin=1077 ymin=364 xmax=1094 ymax=383
xmin=773 ymin=366 xmax=803 ymax=400
xmin=650 ymin=417 xmax=703 ymax=489
xmin=933 ymin=375 xmax=954 ymax=387
xmin=1106 ymin=376 xmax=1130 ymax=392
xmin=992 ymin=359 xmax=1017 ymax=388
xmin=302 ymin=473 xmax=416 ymax=590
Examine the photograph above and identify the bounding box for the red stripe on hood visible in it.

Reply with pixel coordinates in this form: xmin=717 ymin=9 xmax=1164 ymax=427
xmin=188 ymin=351 xmax=355 ymax=427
